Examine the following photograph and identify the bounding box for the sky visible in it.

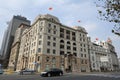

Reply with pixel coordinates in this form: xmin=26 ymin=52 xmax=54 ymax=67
xmin=0 ymin=0 xmax=120 ymax=57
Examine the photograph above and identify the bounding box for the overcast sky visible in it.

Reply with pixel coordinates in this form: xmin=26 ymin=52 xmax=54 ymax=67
xmin=0 ymin=0 xmax=120 ymax=57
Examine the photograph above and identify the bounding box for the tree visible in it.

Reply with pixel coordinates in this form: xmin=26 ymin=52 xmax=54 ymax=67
xmin=95 ymin=0 xmax=120 ymax=36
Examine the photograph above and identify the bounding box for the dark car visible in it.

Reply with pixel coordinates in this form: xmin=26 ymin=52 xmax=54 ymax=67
xmin=40 ymin=68 xmax=63 ymax=77
xmin=19 ymin=69 xmax=36 ymax=75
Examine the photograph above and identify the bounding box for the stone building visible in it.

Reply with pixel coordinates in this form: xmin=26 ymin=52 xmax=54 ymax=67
xmin=100 ymin=38 xmax=119 ymax=71
xmin=16 ymin=14 xmax=90 ymax=72
xmin=0 ymin=15 xmax=30 ymax=68
xmin=88 ymin=38 xmax=111 ymax=72
xmin=8 ymin=24 xmax=31 ymax=71
xmin=118 ymin=58 xmax=120 ymax=70
xmin=88 ymin=37 xmax=119 ymax=72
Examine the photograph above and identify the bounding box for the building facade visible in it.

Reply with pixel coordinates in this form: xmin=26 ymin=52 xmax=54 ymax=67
xmin=100 ymin=39 xmax=119 ymax=71
xmin=8 ymin=24 xmax=31 ymax=71
xmin=118 ymin=58 xmax=120 ymax=70
xmin=0 ymin=15 xmax=30 ymax=68
xmin=88 ymin=38 xmax=111 ymax=72
xmin=88 ymin=37 xmax=119 ymax=72
xmin=16 ymin=14 xmax=90 ymax=72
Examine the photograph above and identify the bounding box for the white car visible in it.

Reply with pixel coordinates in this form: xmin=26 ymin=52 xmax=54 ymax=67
xmin=19 ymin=69 xmax=36 ymax=75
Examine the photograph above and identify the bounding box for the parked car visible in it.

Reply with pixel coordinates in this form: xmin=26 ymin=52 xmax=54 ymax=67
xmin=40 ymin=68 xmax=63 ymax=77
xmin=0 ymin=70 xmax=3 ymax=74
xmin=19 ymin=69 xmax=36 ymax=75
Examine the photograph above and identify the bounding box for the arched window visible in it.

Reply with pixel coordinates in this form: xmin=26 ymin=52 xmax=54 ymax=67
xmin=73 ymin=43 xmax=76 ymax=46
xmin=60 ymin=40 xmax=64 ymax=43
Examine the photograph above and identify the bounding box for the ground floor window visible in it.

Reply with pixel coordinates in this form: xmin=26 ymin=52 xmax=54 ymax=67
xmin=45 ymin=64 xmax=49 ymax=70
xmin=52 ymin=64 xmax=55 ymax=68
xmin=81 ymin=67 xmax=86 ymax=72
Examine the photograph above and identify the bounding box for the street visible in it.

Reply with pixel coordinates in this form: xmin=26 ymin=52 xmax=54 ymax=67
xmin=0 ymin=72 xmax=120 ymax=80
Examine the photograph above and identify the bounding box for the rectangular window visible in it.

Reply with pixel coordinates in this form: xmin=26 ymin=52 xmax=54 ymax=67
xmin=47 ymin=49 xmax=50 ymax=53
xmin=84 ymin=44 xmax=86 ymax=47
xmin=73 ymin=47 xmax=76 ymax=51
xmin=47 ymin=41 xmax=50 ymax=46
xmin=54 ymin=25 xmax=56 ymax=29
xmin=60 ymin=51 xmax=64 ymax=55
xmin=48 ymin=24 xmax=51 ymax=27
xmin=38 ymin=48 xmax=41 ymax=52
xmin=41 ymin=22 xmax=43 ymax=26
xmin=84 ymin=49 xmax=86 ymax=52
xmin=53 ymin=50 xmax=56 ymax=54
xmin=84 ymin=54 xmax=86 ymax=57
xmin=46 ymin=64 xmax=49 ymax=70
xmin=80 ymin=34 xmax=81 ymax=36
xmin=72 ymin=37 xmax=76 ymax=41
xmin=83 ymin=35 xmax=85 ymax=37
xmin=53 ymin=43 xmax=56 ymax=47
xmin=53 ymin=37 xmax=56 ymax=41
xmin=40 ymin=28 xmax=42 ymax=31
xmin=48 ymin=36 xmax=51 ymax=40
xmin=73 ymin=53 xmax=77 ymax=56
xmin=67 ymin=46 xmax=71 ymax=50
xmin=48 ymin=29 xmax=51 ymax=33
xmin=80 ymin=44 xmax=82 ymax=47
xmin=38 ymin=56 xmax=40 ymax=61
xmin=83 ymin=39 xmax=85 ymax=42
xmin=81 ymin=60 xmax=84 ymax=64
xmin=60 ymin=34 xmax=64 ymax=38
xmin=60 ymin=28 xmax=64 ymax=33
xmin=53 ymin=31 xmax=56 ymax=34
xmin=39 ymin=35 xmax=42 ymax=38
xmin=81 ymin=54 xmax=83 ymax=57
xmin=66 ymin=30 xmax=70 ymax=34
xmin=72 ymin=32 xmax=75 ymax=36
xmin=39 ymin=41 xmax=42 ymax=45
xmin=66 ymin=35 xmax=70 ymax=39
xmin=93 ymin=63 xmax=95 ymax=68
xmin=81 ymin=48 xmax=83 ymax=51
xmin=92 ymin=56 xmax=94 ymax=61
xmin=60 ymin=45 xmax=64 ymax=49
xmin=52 ymin=64 xmax=55 ymax=68
xmin=80 ymin=38 xmax=82 ymax=41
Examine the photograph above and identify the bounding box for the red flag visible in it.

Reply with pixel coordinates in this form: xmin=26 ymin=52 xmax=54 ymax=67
xmin=96 ymin=38 xmax=98 ymax=41
xmin=48 ymin=7 xmax=53 ymax=11
xmin=78 ymin=20 xmax=81 ymax=23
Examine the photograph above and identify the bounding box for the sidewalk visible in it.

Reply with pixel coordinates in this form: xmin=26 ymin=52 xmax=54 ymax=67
xmin=65 ymin=71 xmax=120 ymax=75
